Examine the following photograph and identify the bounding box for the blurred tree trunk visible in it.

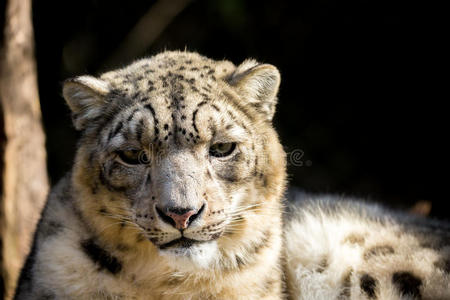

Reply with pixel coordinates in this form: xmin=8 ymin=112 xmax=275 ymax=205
xmin=0 ymin=0 xmax=49 ymax=298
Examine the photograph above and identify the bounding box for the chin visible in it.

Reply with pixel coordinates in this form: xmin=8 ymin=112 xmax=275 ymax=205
xmin=159 ymin=239 xmax=219 ymax=271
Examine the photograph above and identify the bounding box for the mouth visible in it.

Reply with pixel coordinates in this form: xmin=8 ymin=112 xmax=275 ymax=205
xmin=159 ymin=237 xmax=204 ymax=250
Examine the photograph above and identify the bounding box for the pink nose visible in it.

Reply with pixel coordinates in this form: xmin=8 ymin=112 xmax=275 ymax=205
xmin=156 ymin=206 xmax=203 ymax=230
xmin=166 ymin=210 xmax=197 ymax=230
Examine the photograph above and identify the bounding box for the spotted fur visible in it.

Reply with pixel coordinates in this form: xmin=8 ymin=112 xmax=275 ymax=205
xmin=284 ymin=191 xmax=450 ymax=300
xmin=14 ymin=51 xmax=450 ymax=299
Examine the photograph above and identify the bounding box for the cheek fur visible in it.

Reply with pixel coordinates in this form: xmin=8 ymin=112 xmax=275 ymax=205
xmin=212 ymin=151 xmax=254 ymax=184
xmin=101 ymin=161 xmax=148 ymax=193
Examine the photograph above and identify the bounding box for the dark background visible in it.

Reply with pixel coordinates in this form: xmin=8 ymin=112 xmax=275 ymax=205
xmin=32 ymin=0 xmax=446 ymax=219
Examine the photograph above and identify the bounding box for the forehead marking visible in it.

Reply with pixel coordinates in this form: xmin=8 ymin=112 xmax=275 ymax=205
xmin=139 ymin=96 xmax=149 ymax=102
xmin=127 ymin=108 xmax=140 ymax=122
xmin=192 ymin=101 xmax=208 ymax=133
xmin=211 ymin=104 xmax=220 ymax=112
xmin=143 ymin=103 xmax=159 ymax=143
xmin=108 ymin=121 xmax=123 ymax=141
xmin=108 ymin=60 xmax=226 ymax=147
xmin=136 ymin=119 xmax=144 ymax=143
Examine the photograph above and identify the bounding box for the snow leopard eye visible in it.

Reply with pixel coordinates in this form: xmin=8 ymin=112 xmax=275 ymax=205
xmin=116 ymin=149 xmax=149 ymax=165
xmin=209 ymin=142 xmax=236 ymax=158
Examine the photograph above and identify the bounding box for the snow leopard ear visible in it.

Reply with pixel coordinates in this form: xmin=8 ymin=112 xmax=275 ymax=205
xmin=63 ymin=76 xmax=110 ymax=130
xmin=228 ymin=60 xmax=281 ymax=121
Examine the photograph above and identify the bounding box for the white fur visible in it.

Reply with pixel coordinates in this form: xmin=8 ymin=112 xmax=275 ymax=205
xmin=284 ymin=194 xmax=450 ymax=299
xmin=159 ymin=241 xmax=219 ymax=271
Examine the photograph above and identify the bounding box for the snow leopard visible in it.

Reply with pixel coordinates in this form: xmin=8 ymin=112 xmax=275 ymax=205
xmin=14 ymin=51 xmax=450 ymax=299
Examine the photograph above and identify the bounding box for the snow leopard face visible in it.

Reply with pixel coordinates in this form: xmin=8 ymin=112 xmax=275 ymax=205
xmin=63 ymin=51 xmax=286 ymax=269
